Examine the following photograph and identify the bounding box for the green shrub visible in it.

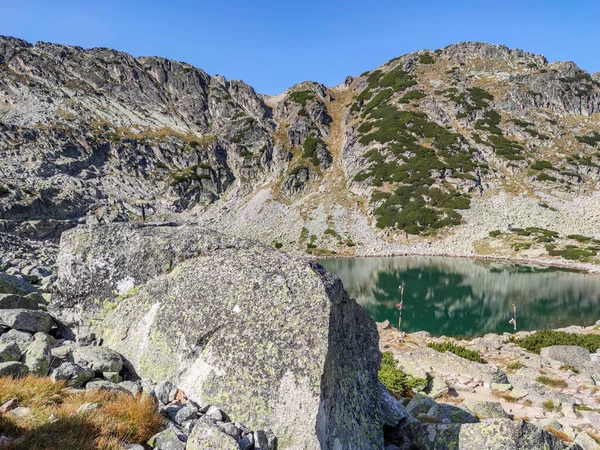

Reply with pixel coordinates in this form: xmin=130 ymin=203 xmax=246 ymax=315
xmin=427 ymin=342 xmax=483 ymax=363
xmin=576 ymin=132 xmax=600 ymax=147
xmin=506 ymin=361 xmax=523 ymax=370
xmin=302 ymin=136 xmax=325 ymax=166
xmin=378 ymin=352 xmax=427 ymax=398
xmin=536 ymin=375 xmax=567 ymax=388
xmin=516 ymin=329 xmax=600 ymax=354
xmin=547 ymin=246 xmax=596 ymax=261
xmin=536 ymin=172 xmax=557 ymax=182
xmin=289 ymin=90 xmax=315 ymax=106
xmin=419 ymin=53 xmax=435 ymax=64
xmin=274 ymin=242 xmax=283 ymax=249
xmin=0 ymin=185 xmax=9 ymax=198
xmin=531 ymin=160 xmax=555 ymax=171
xmin=474 ymin=110 xmax=502 ymax=135
xmin=511 ymin=242 xmax=532 ymax=251
xmin=567 ymin=234 xmax=592 ymax=243
xmin=489 ymin=230 xmax=502 ymax=238
xmin=489 ymin=135 xmax=525 ymax=160
xmin=398 ymin=90 xmax=426 ymax=104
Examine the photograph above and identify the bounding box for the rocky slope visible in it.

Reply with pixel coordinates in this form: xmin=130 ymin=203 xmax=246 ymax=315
xmin=2 ymin=36 xmax=600 ymax=271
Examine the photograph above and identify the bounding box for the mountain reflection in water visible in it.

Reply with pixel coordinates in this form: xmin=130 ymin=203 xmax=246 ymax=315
xmin=317 ymin=256 xmax=600 ymax=337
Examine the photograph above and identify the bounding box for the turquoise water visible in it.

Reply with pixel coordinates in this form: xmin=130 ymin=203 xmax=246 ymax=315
xmin=317 ymin=256 xmax=600 ymax=337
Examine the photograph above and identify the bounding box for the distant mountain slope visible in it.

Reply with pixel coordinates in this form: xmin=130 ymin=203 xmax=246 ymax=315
xmin=1 ymin=37 xmax=600 ymax=268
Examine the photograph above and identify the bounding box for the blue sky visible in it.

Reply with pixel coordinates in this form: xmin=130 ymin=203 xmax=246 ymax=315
xmin=3 ymin=1 xmax=599 ymax=95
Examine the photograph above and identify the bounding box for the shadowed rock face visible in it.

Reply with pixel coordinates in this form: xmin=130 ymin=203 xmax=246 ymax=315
xmin=52 ymin=223 xmax=383 ymax=449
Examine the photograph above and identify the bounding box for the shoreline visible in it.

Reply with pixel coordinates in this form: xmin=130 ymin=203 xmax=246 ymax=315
xmin=309 ymin=249 xmax=600 ymax=274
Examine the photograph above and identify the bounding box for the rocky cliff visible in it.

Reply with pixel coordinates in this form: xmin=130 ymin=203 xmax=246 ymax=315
xmin=2 ymin=37 xmax=600 ymax=271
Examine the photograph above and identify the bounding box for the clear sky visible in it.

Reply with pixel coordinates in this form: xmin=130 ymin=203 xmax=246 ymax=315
xmin=2 ymin=0 xmax=599 ymax=95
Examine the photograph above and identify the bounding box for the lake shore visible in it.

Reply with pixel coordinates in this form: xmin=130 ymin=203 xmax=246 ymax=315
xmin=311 ymin=249 xmax=600 ymax=274
xmin=380 ymin=323 xmax=600 ymax=448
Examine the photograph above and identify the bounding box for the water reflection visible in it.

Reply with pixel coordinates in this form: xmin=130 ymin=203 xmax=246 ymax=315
xmin=318 ymin=256 xmax=600 ymax=337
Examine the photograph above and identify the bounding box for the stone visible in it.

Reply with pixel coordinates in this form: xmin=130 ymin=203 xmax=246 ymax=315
xmin=435 ymin=404 xmax=479 ymax=424
xmin=186 ymin=420 xmax=239 ymax=449
xmin=205 ymin=405 xmax=225 ymax=422
xmin=428 ymin=377 xmax=449 ymax=399
xmin=254 ymin=430 xmax=269 ymax=449
xmin=0 ymin=342 xmax=21 ymax=362
xmin=147 ymin=429 xmax=185 ymax=450
xmin=0 ymin=361 xmax=29 ymax=377
xmin=52 ymin=223 xmax=383 ymax=450
xmin=154 ymin=380 xmax=175 ymax=405
xmin=217 ymin=422 xmax=241 ymax=438
xmin=125 ymin=445 xmax=145 ymax=450
xmin=464 ymin=400 xmax=509 ymax=419
xmin=72 ymin=346 xmax=123 ymax=373
xmin=0 ymin=398 xmax=18 ymax=414
xmin=406 ymin=419 xmax=576 ymax=450
xmin=510 ymin=388 xmax=528 ymax=400
xmin=0 ymin=293 xmax=40 ymax=310
xmin=540 ymin=345 xmax=591 ymax=372
xmin=49 ymin=344 xmax=75 ymax=367
xmin=77 ymin=402 xmax=101 ymax=414
xmin=103 ymin=371 xmax=122 ymax=383
xmin=238 ymin=436 xmax=253 ymax=450
xmin=0 ymin=309 xmax=54 ymax=333
xmin=173 ymin=404 xmax=198 ymax=425
xmin=406 ymin=393 xmax=438 ymax=417
xmin=86 ymin=378 xmax=127 ymax=393
xmin=0 ymin=329 xmax=34 ymax=352
xmin=574 ymin=431 xmax=600 ymax=450
xmin=51 ymin=362 xmax=95 ymax=387
xmin=380 ymin=383 xmax=416 ymax=427
xmin=7 ymin=407 xmax=32 ymax=418
xmin=377 ymin=320 xmax=391 ymax=330
xmin=491 ymin=383 xmax=512 ymax=393
xmin=119 ymin=380 xmax=142 ymax=396
xmin=22 ymin=334 xmax=56 ymax=376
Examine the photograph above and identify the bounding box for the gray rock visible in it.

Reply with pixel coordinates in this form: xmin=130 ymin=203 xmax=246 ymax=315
xmin=380 ymin=383 xmax=416 ymax=427
xmin=254 ymin=430 xmax=269 ymax=449
xmin=0 ymin=293 xmax=40 ymax=310
xmin=0 ymin=361 xmax=29 ymax=377
xmin=125 ymin=445 xmax=145 ymax=450
xmin=0 ymin=329 xmax=33 ymax=352
xmin=73 ymin=346 xmax=123 ymax=373
xmin=491 ymin=383 xmax=512 ymax=392
xmin=238 ymin=436 xmax=253 ymax=450
xmin=0 ymin=342 xmax=21 ymax=362
xmin=186 ymin=419 xmax=238 ymax=449
xmin=540 ymin=345 xmax=591 ymax=371
xmin=86 ymin=378 xmax=127 ymax=393
xmin=406 ymin=393 xmax=438 ymax=417
xmin=428 ymin=377 xmax=449 ymax=399
xmin=464 ymin=400 xmax=509 ymax=419
xmin=52 ymin=223 xmax=383 ymax=450
xmin=147 ymin=429 xmax=185 ymax=450
xmin=205 ymin=405 xmax=225 ymax=422
xmin=119 ymin=380 xmax=142 ymax=396
xmin=173 ymin=404 xmax=198 ymax=425
xmin=406 ymin=419 xmax=578 ymax=449
xmin=51 ymin=362 xmax=95 ymax=387
xmin=154 ymin=380 xmax=175 ymax=405
xmin=77 ymin=402 xmax=101 ymax=414
xmin=103 ymin=371 xmax=122 ymax=383
xmin=49 ymin=344 xmax=75 ymax=367
xmin=22 ymin=336 xmax=54 ymax=376
xmin=216 ymin=421 xmax=241 ymax=438
xmin=574 ymin=431 xmax=599 ymax=450
xmin=0 ymin=309 xmax=54 ymax=333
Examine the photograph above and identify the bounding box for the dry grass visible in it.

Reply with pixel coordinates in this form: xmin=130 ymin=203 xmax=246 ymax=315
xmin=0 ymin=376 xmax=162 ymax=450
xmin=545 ymin=427 xmax=573 ymax=443
xmin=536 ymin=375 xmax=568 ymax=389
xmin=491 ymin=389 xmax=518 ymax=403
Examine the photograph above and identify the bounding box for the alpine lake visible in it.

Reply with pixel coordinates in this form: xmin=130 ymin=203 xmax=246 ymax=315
xmin=317 ymin=256 xmax=600 ymax=337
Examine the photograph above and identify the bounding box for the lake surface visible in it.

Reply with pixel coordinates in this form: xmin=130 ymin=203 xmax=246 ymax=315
xmin=318 ymin=256 xmax=600 ymax=337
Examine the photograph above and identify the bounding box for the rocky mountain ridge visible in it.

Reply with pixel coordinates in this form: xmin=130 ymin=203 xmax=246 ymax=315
xmin=2 ymin=36 xmax=600 ymax=270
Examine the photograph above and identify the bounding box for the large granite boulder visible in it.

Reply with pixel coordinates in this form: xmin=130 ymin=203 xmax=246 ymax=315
xmin=52 ymin=223 xmax=384 ymax=449
xmin=540 ymin=345 xmax=591 ymax=372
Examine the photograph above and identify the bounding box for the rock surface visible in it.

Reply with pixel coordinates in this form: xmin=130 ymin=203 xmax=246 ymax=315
xmin=53 ymin=222 xmax=384 ymax=449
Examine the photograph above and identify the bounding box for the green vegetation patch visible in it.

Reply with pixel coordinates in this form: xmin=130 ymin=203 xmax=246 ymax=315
xmin=536 ymin=375 xmax=567 ymax=388
xmin=576 ymin=132 xmax=600 ymax=147
xmin=489 ymin=135 xmax=525 ymax=160
xmin=289 ymin=90 xmax=315 ymax=106
xmin=0 ymin=185 xmax=9 ymax=198
xmin=531 ymin=160 xmax=556 ymax=171
xmin=474 ymin=110 xmax=502 ymax=135
xmin=170 ymin=164 xmax=212 ymax=185
xmin=419 ymin=53 xmax=435 ymax=64
xmin=427 ymin=341 xmax=483 ymax=363
xmin=302 ymin=136 xmax=325 ymax=166
xmin=516 ymin=329 xmax=600 ymax=354
xmin=379 ymin=352 xmax=427 ymax=398
xmin=398 ymin=90 xmax=426 ymax=104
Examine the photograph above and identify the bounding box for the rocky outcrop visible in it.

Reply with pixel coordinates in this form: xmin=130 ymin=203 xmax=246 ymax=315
xmin=52 ymin=222 xmax=384 ymax=449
